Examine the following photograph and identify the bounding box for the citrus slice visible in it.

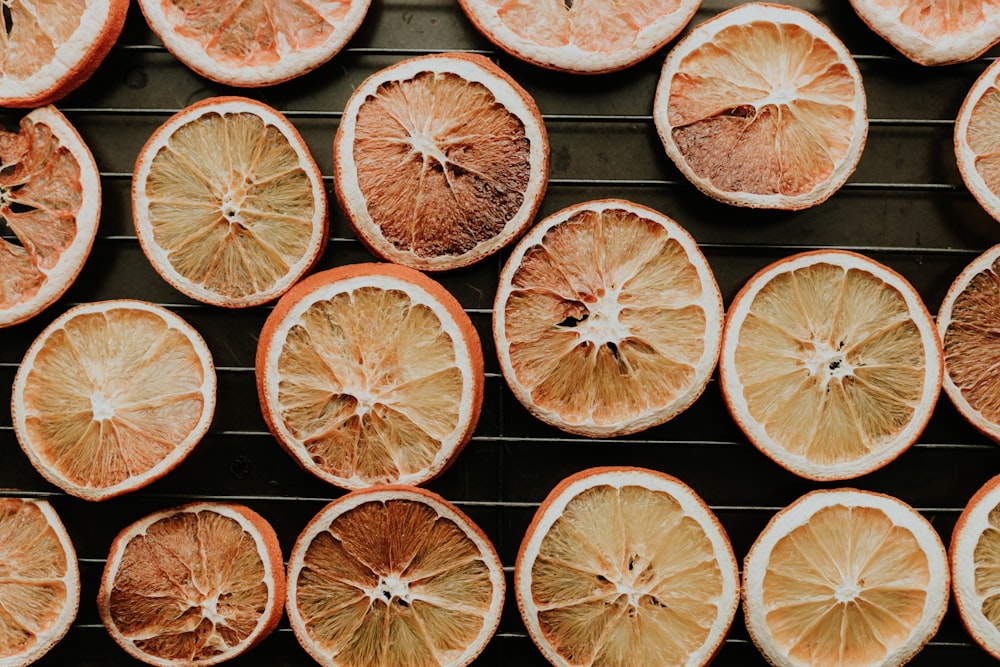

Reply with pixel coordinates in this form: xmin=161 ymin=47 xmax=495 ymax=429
xmin=493 ymin=199 xmax=723 ymax=438
xmin=0 ymin=498 xmax=79 ymax=667
xmin=334 ymin=52 xmax=549 ymax=272
xmin=1 ymin=105 xmax=101 ymax=328
xmin=515 ymin=466 xmax=740 ymax=667
xmin=936 ymin=244 xmax=1000 ymax=443
xmin=133 ymin=96 xmax=327 ymax=308
xmin=653 ymin=2 xmax=868 ymax=210
xmin=849 ymin=0 xmax=1000 ymax=66
xmin=286 ymin=485 xmax=505 ymax=667
xmin=955 ymin=58 xmax=1000 ymax=225
xmin=136 ymin=0 xmax=372 ymax=87
xmin=0 ymin=0 xmax=129 ymax=107
xmin=11 ymin=299 xmax=216 ymax=501
xmin=98 ymin=502 xmax=285 ymax=666
xmin=743 ymin=488 xmax=949 ymax=667
xmin=719 ymin=250 xmax=942 ymax=481
xmin=456 ymin=0 xmax=701 ymax=74
xmin=950 ymin=473 xmax=1000 ymax=660
xmin=255 ymin=262 xmax=484 ymax=489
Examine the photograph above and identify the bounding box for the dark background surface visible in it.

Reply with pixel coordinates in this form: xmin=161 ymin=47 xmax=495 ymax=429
xmin=2 ymin=0 xmax=1000 ymax=664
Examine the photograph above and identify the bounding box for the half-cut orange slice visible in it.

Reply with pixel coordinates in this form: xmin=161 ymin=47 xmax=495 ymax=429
xmin=956 ymin=58 xmax=1000 ymax=225
xmin=951 ymin=473 xmax=1000 ymax=660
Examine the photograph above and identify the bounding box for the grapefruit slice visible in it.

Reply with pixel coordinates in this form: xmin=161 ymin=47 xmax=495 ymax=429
xmin=955 ymin=58 xmax=1000 ymax=225
xmin=951 ymin=473 xmax=1000 ymax=660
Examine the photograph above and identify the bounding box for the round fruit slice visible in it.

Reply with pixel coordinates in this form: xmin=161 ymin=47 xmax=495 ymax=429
xmin=950 ymin=473 xmax=1000 ymax=660
xmin=719 ymin=250 xmax=942 ymax=481
xmin=515 ymin=467 xmax=739 ymax=667
xmin=98 ymin=502 xmax=285 ymax=667
xmin=11 ymin=300 xmax=216 ymax=501
xmin=494 ymin=199 xmax=723 ymax=438
xmin=653 ymin=2 xmax=868 ymax=210
xmin=743 ymin=488 xmax=949 ymax=667
xmin=936 ymin=244 xmax=1000 ymax=443
xmin=334 ymin=52 xmax=548 ymax=272
xmin=286 ymin=485 xmax=505 ymax=667
xmin=849 ymin=0 xmax=1000 ymax=66
xmin=256 ymin=263 xmax=484 ymax=489
xmin=0 ymin=498 xmax=80 ymax=667
xmin=1 ymin=105 xmax=101 ymax=328
xmin=133 ymin=96 xmax=327 ymax=308
xmin=956 ymin=59 xmax=1000 ymax=225
xmin=137 ymin=0 xmax=372 ymax=87
xmin=0 ymin=0 xmax=129 ymax=107
xmin=457 ymin=0 xmax=701 ymax=74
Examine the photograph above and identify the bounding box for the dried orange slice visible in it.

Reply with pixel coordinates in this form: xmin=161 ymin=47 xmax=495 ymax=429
xmin=951 ymin=473 xmax=1000 ymax=660
xmin=255 ymin=262 xmax=484 ymax=489
xmin=653 ymin=2 xmax=868 ymax=210
xmin=136 ymin=0 xmax=372 ymax=87
xmin=286 ymin=485 xmax=505 ymax=667
xmin=494 ymin=199 xmax=723 ymax=438
xmin=743 ymin=488 xmax=949 ymax=667
xmin=11 ymin=300 xmax=216 ymax=501
xmin=457 ymin=0 xmax=701 ymax=74
xmin=719 ymin=250 xmax=942 ymax=481
xmin=0 ymin=498 xmax=79 ymax=666
xmin=334 ymin=52 xmax=548 ymax=272
xmin=849 ymin=0 xmax=1000 ymax=66
xmin=515 ymin=466 xmax=739 ymax=667
xmin=956 ymin=59 xmax=1000 ymax=225
xmin=0 ymin=0 xmax=129 ymax=107
xmin=133 ymin=96 xmax=327 ymax=308
xmin=98 ymin=502 xmax=285 ymax=666
xmin=1 ymin=106 xmax=100 ymax=328
xmin=937 ymin=244 xmax=1000 ymax=443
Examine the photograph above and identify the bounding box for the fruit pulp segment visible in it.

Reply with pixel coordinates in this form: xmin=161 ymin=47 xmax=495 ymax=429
xmin=530 ymin=484 xmax=723 ymax=666
xmin=868 ymin=0 xmax=1000 ymax=40
xmin=0 ymin=0 xmax=86 ymax=79
xmin=974 ymin=504 xmax=1000 ymax=626
xmin=968 ymin=86 xmax=1000 ymax=197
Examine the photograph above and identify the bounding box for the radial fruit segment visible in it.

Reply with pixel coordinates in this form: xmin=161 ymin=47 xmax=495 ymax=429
xmin=951 ymin=474 xmax=1000 ymax=660
xmin=494 ymin=199 xmax=723 ymax=437
xmin=743 ymin=489 xmax=949 ymax=667
xmin=11 ymin=300 xmax=216 ymax=501
xmin=516 ymin=467 xmax=740 ymax=667
xmin=654 ymin=2 xmax=867 ymax=209
xmin=956 ymin=59 xmax=1000 ymax=225
xmin=335 ymin=52 xmax=548 ymax=271
xmin=720 ymin=250 xmax=942 ymax=481
xmin=286 ymin=486 xmax=505 ymax=667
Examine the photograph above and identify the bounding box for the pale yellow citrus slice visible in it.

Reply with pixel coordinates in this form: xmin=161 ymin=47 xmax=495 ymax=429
xmin=98 ymin=502 xmax=285 ymax=667
xmin=653 ymin=2 xmax=868 ymax=210
xmin=286 ymin=485 xmax=505 ymax=667
xmin=951 ymin=473 xmax=1000 ymax=660
xmin=719 ymin=250 xmax=942 ymax=481
xmin=1 ymin=105 xmax=100 ymax=328
xmin=515 ymin=466 xmax=740 ymax=667
xmin=11 ymin=299 xmax=216 ymax=500
xmin=956 ymin=59 xmax=1000 ymax=225
xmin=136 ymin=0 xmax=372 ymax=86
xmin=255 ymin=263 xmax=484 ymax=490
xmin=743 ymin=488 xmax=949 ymax=667
xmin=0 ymin=498 xmax=79 ymax=667
xmin=133 ymin=96 xmax=327 ymax=308
xmin=334 ymin=52 xmax=548 ymax=272
xmin=493 ymin=199 xmax=723 ymax=438
xmin=457 ymin=0 xmax=702 ymax=74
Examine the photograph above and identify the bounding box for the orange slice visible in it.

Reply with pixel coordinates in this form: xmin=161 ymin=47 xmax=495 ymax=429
xmin=98 ymin=502 xmax=285 ymax=666
xmin=456 ymin=0 xmax=701 ymax=74
xmin=653 ymin=2 xmax=868 ymax=210
xmin=743 ymin=488 xmax=949 ymax=667
xmin=133 ymin=96 xmax=327 ymax=308
xmin=0 ymin=0 xmax=129 ymax=107
xmin=515 ymin=466 xmax=740 ymax=667
xmin=0 ymin=498 xmax=79 ymax=666
xmin=719 ymin=250 xmax=942 ymax=481
xmin=334 ymin=52 xmax=548 ymax=272
xmin=11 ymin=299 xmax=216 ymax=501
xmin=849 ymin=0 xmax=1000 ymax=66
xmin=936 ymin=244 xmax=1000 ymax=443
xmin=255 ymin=263 xmax=484 ymax=489
xmin=136 ymin=0 xmax=372 ymax=87
xmin=1 ymin=105 xmax=101 ymax=328
xmin=286 ymin=485 xmax=505 ymax=667
xmin=950 ymin=473 xmax=1000 ymax=660
xmin=956 ymin=58 xmax=1000 ymax=225
xmin=493 ymin=199 xmax=723 ymax=438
